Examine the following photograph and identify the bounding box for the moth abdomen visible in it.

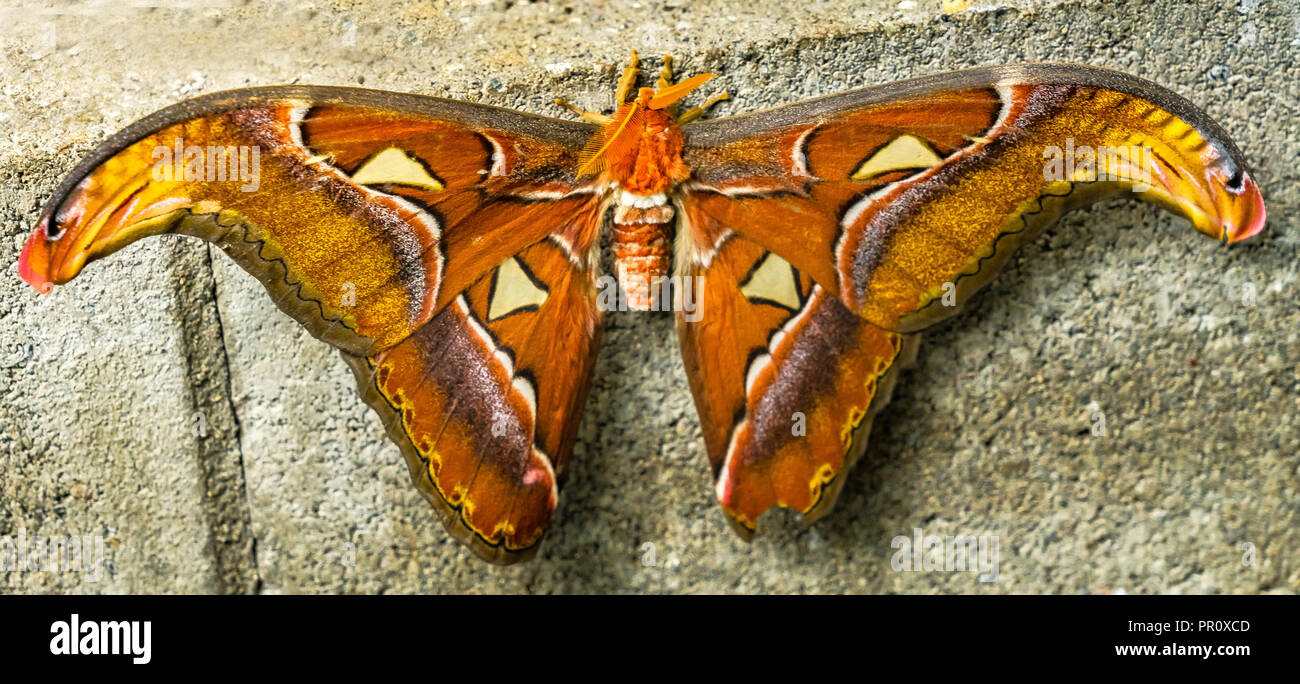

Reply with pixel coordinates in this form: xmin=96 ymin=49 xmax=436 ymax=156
xmin=611 ymin=206 xmax=674 ymax=311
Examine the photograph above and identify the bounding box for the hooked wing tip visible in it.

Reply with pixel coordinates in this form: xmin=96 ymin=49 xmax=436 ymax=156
xmin=1223 ymin=173 xmax=1266 ymax=245
xmin=18 ymin=218 xmax=56 ymax=294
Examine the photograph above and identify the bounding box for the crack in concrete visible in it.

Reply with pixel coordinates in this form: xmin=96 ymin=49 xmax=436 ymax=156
xmin=165 ymin=239 xmax=262 ymax=594
xmin=203 ymin=244 xmax=265 ymax=595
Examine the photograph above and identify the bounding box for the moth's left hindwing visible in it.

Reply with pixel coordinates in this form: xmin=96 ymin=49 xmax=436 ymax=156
xmin=20 ymin=87 xmax=606 ymax=563
xmin=676 ymin=234 xmax=917 ymax=536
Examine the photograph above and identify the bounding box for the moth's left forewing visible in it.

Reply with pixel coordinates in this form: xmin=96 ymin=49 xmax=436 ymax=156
xmin=21 ymin=87 xmax=602 ymax=355
xmin=298 ymin=102 xmax=605 ymax=313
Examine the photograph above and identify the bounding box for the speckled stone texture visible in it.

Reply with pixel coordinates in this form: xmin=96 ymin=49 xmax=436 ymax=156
xmin=1 ymin=0 xmax=1296 ymax=594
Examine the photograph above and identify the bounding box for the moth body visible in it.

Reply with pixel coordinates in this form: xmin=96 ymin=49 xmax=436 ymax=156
xmin=591 ymin=86 xmax=695 ymax=310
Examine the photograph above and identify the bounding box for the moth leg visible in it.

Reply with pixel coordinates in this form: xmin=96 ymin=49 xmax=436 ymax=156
xmin=615 ymin=49 xmax=641 ymax=105
xmin=554 ymin=97 xmax=612 ymax=125
xmin=656 ymin=55 xmax=679 ymax=117
xmin=676 ymin=91 xmax=731 ymax=124
xmin=656 ymin=55 xmax=675 ymax=89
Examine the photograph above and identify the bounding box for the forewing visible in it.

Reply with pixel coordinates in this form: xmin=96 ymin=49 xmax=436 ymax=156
xmin=680 ymin=64 xmax=1265 ymax=333
xmin=19 ymin=86 xmax=602 ymax=355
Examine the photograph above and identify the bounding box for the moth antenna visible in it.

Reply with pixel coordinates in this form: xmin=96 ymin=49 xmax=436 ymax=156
xmin=577 ymin=134 xmax=608 ymax=176
xmin=578 ymin=101 xmax=641 ymax=177
xmin=648 ymin=73 xmax=715 ymax=110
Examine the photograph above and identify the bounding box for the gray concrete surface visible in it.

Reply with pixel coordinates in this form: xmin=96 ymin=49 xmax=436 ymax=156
xmin=2 ymin=0 xmax=1296 ymax=594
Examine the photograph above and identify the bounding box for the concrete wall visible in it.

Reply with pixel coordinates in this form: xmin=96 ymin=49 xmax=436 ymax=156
xmin=2 ymin=0 xmax=1296 ymax=593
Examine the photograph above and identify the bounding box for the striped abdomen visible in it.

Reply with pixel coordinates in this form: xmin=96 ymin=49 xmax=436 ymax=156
xmin=612 ymin=198 xmax=674 ymax=310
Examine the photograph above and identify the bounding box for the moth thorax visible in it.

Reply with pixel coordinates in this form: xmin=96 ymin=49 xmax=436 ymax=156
xmin=612 ymin=211 xmax=674 ymax=311
xmin=608 ymin=110 xmax=688 ymax=196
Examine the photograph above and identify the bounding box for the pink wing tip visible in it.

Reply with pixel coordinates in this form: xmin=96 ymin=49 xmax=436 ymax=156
xmin=1224 ymin=174 xmax=1266 ymax=244
xmin=18 ymin=221 xmax=55 ymax=294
